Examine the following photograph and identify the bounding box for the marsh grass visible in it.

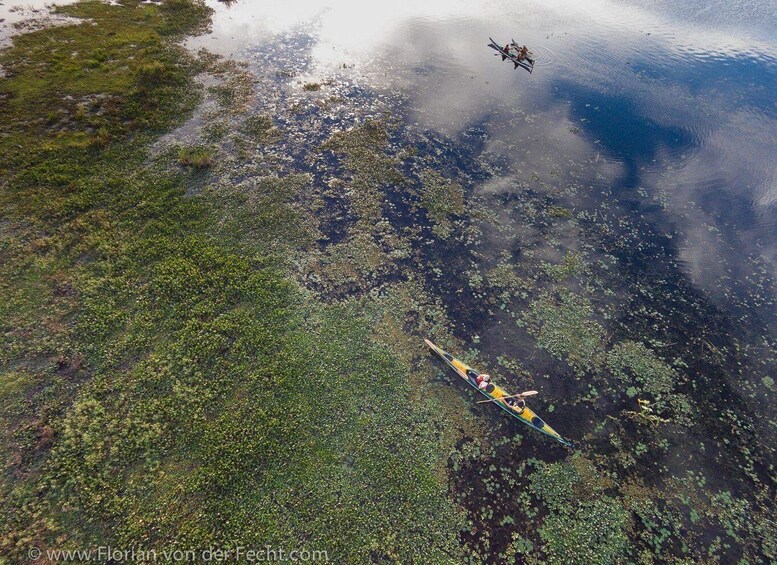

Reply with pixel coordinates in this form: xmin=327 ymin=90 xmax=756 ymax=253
xmin=0 ymin=2 xmax=467 ymax=561
xmin=240 ymin=114 xmax=281 ymax=143
xmin=177 ymin=144 xmax=215 ymax=168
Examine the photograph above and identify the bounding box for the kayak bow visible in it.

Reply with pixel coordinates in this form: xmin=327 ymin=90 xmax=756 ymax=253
xmin=425 ymin=339 xmax=573 ymax=448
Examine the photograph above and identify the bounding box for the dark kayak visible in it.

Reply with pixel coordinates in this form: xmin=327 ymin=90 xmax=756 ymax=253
xmin=487 ymin=37 xmax=534 ymax=72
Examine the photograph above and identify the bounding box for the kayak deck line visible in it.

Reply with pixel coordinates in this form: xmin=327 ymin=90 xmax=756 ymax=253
xmin=424 ymin=339 xmax=574 ymax=448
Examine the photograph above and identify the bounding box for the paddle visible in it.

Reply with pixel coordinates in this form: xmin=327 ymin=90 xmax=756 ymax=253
xmin=476 ymin=390 xmax=538 ymax=404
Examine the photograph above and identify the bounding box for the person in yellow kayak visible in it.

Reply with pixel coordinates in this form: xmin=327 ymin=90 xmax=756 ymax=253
xmin=505 ymin=396 xmax=526 ymax=411
xmin=476 ymin=373 xmax=497 ymax=394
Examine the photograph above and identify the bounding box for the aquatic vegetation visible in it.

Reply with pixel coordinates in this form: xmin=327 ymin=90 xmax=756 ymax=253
xmin=541 ymin=250 xmax=587 ymax=281
xmin=307 ymin=231 xmax=396 ymax=292
xmin=485 ymin=253 xmax=535 ymax=308
xmin=203 ymin=173 xmax=317 ymax=257
xmin=418 ymin=169 xmax=465 ymax=239
xmin=318 ymin=119 xmax=404 ymax=227
xmin=608 ymin=343 xmax=691 ymax=424
xmin=622 ymin=398 xmax=671 ymax=427
xmin=525 ymin=289 xmax=606 ymax=374
xmin=547 ymin=205 xmax=573 ymax=219
xmin=606 ymin=340 xmax=678 ymax=408
xmin=527 ymin=457 xmax=630 ymax=563
xmin=1 ymin=0 xmax=774 ymax=562
xmin=203 ymin=119 xmax=229 ymax=141
xmin=528 ymin=459 xmax=581 ymax=511
xmin=539 ymin=498 xmax=631 ymax=565
xmin=207 ymin=70 xmax=253 ymax=111
xmin=240 ymin=114 xmax=281 ymax=143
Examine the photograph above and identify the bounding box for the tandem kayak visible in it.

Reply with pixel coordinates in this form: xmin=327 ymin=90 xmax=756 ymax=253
xmin=425 ymin=339 xmax=573 ymax=448
xmin=487 ymin=37 xmax=535 ymax=72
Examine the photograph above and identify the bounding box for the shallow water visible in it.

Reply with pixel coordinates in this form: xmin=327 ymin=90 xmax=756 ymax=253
xmin=183 ymin=3 xmax=777 ymax=529
xmin=0 ymin=0 xmax=78 ymax=48
xmin=190 ymin=0 xmax=777 ymax=328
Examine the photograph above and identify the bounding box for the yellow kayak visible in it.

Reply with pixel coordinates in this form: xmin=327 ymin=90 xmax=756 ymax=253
xmin=425 ymin=339 xmax=573 ymax=448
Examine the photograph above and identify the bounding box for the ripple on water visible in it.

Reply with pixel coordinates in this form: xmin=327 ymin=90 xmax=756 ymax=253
xmin=526 ymin=44 xmax=556 ymax=69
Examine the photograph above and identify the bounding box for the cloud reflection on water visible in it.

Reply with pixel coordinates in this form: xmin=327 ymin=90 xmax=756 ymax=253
xmin=192 ymin=0 xmax=777 ymax=318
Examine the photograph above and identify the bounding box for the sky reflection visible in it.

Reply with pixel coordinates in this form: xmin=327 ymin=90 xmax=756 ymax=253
xmin=5 ymin=0 xmax=773 ymax=320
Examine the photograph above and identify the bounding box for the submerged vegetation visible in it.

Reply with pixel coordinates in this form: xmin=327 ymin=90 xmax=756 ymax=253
xmin=418 ymin=169 xmax=466 ymax=239
xmin=0 ymin=0 xmax=774 ymax=563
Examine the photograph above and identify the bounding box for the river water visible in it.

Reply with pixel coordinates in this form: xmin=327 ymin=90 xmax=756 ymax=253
xmin=184 ymin=0 xmax=775 ymax=441
xmin=4 ymin=0 xmax=772 ymax=326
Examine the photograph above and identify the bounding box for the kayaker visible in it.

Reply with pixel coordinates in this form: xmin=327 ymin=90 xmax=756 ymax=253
xmin=517 ymin=45 xmax=529 ymax=61
xmin=505 ymin=396 xmax=526 ymax=411
xmin=476 ymin=373 xmax=491 ymax=390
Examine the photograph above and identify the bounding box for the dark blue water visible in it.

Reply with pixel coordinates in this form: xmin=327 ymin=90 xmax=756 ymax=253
xmin=372 ymin=4 xmax=777 ymax=324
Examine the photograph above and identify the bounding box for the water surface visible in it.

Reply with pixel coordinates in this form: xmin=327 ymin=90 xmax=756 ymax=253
xmin=191 ymin=0 xmax=777 ymax=325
